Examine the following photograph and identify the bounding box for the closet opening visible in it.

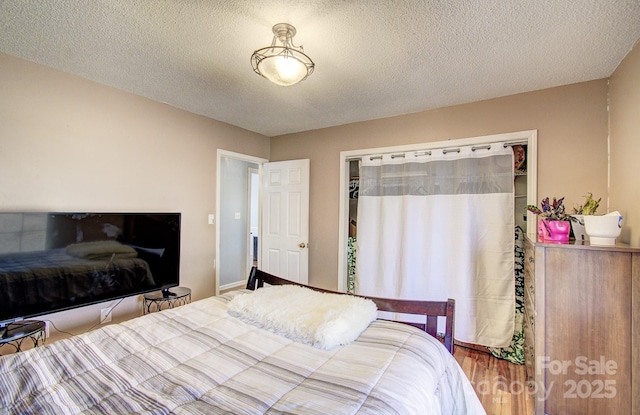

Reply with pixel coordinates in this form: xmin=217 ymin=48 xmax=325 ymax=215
xmin=337 ymin=130 xmax=537 ymax=360
xmin=338 ymin=131 xmax=537 ymax=293
xmin=514 ymin=143 xmax=528 ymax=232
xmin=347 ymin=159 xmax=359 ymax=293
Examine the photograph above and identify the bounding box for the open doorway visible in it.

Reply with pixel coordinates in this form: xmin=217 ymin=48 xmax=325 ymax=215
xmin=216 ymin=151 xmax=310 ymax=293
xmin=216 ymin=150 xmax=266 ymax=294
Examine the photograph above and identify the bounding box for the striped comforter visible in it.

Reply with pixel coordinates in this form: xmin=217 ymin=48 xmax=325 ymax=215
xmin=0 ymin=291 xmax=485 ymax=414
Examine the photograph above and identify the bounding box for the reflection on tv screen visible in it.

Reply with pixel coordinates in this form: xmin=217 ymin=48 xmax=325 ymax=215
xmin=0 ymin=212 xmax=181 ymax=323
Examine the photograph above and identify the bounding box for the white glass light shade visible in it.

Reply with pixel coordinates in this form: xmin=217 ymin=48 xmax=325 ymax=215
xmin=250 ymin=23 xmax=314 ymax=86
xmin=257 ymin=54 xmax=308 ymax=86
xmin=251 ymin=46 xmax=314 ymax=86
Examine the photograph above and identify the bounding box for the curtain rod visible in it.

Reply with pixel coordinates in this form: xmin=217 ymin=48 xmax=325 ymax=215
xmin=345 ymin=139 xmax=527 ymax=162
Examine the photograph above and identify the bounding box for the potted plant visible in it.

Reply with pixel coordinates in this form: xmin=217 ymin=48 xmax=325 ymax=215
xmin=526 ymin=197 xmax=574 ymax=242
xmin=571 ymin=193 xmax=601 ymax=241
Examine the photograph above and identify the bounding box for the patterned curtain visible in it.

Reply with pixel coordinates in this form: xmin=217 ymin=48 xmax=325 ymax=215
xmin=488 ymin=226 xmax=525 ymax=363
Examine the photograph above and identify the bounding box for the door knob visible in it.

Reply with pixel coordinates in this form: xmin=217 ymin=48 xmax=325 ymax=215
xmin=299 ymin=243 xmax=306 ymax=248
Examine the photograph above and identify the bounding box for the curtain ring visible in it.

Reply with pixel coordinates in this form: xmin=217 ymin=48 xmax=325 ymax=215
xmin=471 ymin=144 xmax=491 ymax=151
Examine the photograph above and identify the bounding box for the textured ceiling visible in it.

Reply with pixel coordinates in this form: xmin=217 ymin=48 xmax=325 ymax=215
xmin=1 ymin=1 xmax=640 ymax=137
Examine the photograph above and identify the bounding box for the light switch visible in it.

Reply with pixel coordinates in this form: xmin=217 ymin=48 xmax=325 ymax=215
xmin=234 ymin=212 xmax=241 ymax=219
xmin=208 ymin=214 xmax=215 ymax=225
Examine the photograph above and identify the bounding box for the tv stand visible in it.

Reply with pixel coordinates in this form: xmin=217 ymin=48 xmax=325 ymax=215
xmin=143 ymin=287 xmax=191 ymax=315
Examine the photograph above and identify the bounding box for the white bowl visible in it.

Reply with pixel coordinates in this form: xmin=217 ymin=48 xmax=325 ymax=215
xmin=583 ymin=214 xmax=623 ymax=245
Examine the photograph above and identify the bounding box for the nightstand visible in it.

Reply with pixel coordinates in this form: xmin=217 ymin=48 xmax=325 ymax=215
xmin=0 ymin=320 xmax=46 ymax=354
xmin=143 ymin=287 xmax=191 ymax=314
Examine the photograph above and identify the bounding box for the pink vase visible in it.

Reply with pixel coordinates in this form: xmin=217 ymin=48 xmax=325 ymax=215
xmin=537 ymin=219 xmax=570 ymax=243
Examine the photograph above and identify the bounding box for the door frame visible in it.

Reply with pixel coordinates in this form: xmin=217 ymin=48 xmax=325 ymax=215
xmin=215 ymin=150 xmax=267 ymax=295
xmin=337 ymin=130 xmax=538 ymax=292
xmin=247 ymin=167 xmax=260 ymax=274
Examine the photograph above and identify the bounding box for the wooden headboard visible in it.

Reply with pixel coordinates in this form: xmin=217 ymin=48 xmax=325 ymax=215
xmin=246 ymin=267 xmax=455 ymax=354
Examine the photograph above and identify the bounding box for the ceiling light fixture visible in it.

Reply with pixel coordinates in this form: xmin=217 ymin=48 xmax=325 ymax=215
xmin=250 ymin=23 xmax=314 ymax=86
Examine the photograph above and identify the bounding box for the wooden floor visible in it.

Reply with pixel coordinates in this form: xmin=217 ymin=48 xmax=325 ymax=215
xmin=454 ymin=346 xmax=535 ymax=415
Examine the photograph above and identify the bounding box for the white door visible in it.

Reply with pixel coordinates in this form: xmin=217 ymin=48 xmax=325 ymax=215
xmin=260 ymin=159 xmax=309 ymax=284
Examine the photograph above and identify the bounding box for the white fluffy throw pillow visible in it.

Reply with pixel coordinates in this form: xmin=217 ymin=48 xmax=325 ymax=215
xmin=227 ymin=285 xmax=378 ymax=350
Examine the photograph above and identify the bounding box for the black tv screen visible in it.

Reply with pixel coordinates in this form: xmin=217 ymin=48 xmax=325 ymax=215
xmin=0 ymin=212 xmax=181 ymax=324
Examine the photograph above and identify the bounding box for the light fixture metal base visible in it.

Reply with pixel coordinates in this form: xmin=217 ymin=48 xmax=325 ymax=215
xmin=272 ymin=23 xmax=296 ymax=42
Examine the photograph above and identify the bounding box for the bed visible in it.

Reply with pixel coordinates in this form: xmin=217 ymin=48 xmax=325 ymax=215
xmin=0 ymin=268 xmax=485 ymax=415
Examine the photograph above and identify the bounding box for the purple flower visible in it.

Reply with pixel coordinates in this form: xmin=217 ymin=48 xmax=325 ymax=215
xmin=526 ymin=196 xmax=573 ymax=221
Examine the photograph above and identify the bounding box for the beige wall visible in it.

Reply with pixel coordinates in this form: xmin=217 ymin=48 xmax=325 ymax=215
xmin=0 ymin=53 xmax=270 ymax=340
xmin=271 ymin=80 xmax=610 ymax=290
xmin=610 ymin=41 xmax=640 ymax=246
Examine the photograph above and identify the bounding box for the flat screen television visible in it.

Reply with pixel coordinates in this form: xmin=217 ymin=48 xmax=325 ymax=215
xmin=0 ymin=212 xmax=181 ymax=329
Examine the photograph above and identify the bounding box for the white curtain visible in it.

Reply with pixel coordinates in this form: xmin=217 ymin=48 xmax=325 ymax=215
xmin=355 ymin=143 xmax=515 ymax=347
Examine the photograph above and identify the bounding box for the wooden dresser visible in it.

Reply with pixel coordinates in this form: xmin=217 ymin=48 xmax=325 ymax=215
xmin=524 ymin=235 xmax=639 ymax=414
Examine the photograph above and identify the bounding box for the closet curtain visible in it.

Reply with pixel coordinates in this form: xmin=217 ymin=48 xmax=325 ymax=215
xmin=355 ymin=143 xmax=515 ymax=347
